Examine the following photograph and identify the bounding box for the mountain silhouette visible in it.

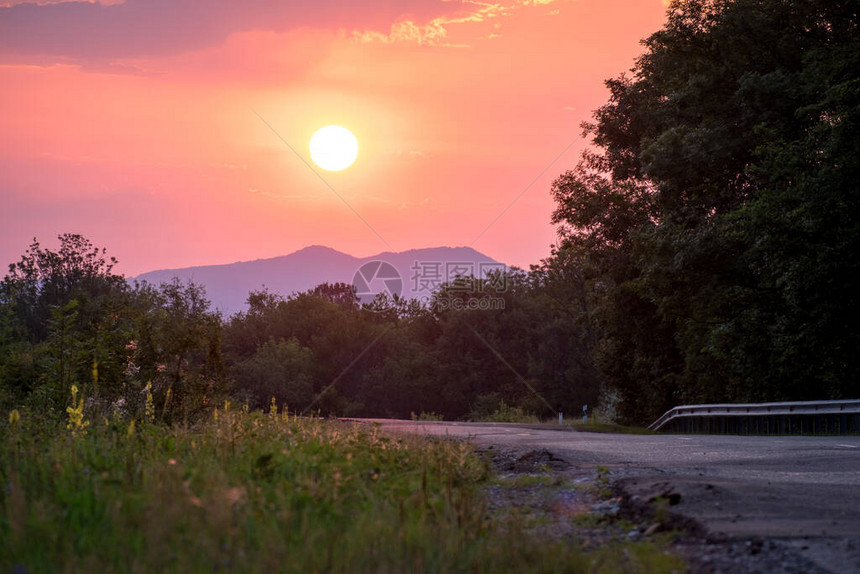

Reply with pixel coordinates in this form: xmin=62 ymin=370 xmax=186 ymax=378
xmin=133 ymin=246 xmax=505 ymax=316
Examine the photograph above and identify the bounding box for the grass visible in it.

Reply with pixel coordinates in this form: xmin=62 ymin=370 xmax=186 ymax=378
xmin=474 ymin=400 xmax=541 ymax=424
xmin=1 ymin=405 xmax=684 ymax=573
xmin=490 ymin=473 xmax=566 ymax=489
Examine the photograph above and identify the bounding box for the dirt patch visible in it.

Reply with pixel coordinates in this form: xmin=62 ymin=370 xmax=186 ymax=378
xmin=480 ymin=447 xmax=670 ymax=550
xmin=480 ymin=447 xmax=836 ymax=573
xmin=487 ymin=447 xmax=572 ymax=473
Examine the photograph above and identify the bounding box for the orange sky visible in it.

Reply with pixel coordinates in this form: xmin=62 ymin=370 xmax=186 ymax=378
xmin=0 ymin=0 xmax=667 ymax=275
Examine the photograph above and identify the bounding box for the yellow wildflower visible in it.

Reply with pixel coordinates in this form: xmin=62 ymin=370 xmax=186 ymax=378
xmin=144 ymin=381 xmax=155 ymax=423
xmin=66 ymin=385 xmax=89 ymax=436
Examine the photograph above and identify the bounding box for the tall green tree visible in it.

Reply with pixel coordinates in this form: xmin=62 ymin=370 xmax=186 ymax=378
xmin=0 ymin=234 xmax=132 ymax=409
xmin=133 ymin=279 xmax=226 ymax=422
xmin=549 ymin=0 xmax=860 ymax=423
xmin=1 ymin=234 xmax=127 ymax=342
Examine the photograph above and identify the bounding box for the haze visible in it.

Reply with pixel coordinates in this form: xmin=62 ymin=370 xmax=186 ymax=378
xmin=0 ymin=0 xmax=666 ymax=275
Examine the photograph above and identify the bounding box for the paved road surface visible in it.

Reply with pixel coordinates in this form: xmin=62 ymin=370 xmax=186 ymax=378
xmin=363 ymin=419 xmax=860 ymax=573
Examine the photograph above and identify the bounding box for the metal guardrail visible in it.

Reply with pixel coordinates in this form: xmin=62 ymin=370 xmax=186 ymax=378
xmin=649 ymin=399 xmax=860 ymax=435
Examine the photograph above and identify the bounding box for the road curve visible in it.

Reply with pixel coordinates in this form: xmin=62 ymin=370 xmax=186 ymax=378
xmin=359 ymin=419 xmax=860 ymax=573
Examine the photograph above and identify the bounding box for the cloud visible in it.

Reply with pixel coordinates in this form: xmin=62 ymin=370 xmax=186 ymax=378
xmin=351 ymin=0 xmax=569 ymax=47
xmin=1 ymin=0 xmax=573 ymax=62
xmin=353 ymin=19 xmax=451 ymax=46
xmin=359 ymin=1 xmax=510 ymax=46
xmin=0 ymin=0 xmax=450 ymax=62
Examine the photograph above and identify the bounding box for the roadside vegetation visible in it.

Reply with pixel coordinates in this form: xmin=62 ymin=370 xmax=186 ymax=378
xmin=1 ymin=406 xmax=685 ymax=573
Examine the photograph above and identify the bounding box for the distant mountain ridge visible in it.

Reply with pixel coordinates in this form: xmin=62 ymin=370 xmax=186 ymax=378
xmin=133 ymin=246 xmax=504 ymax=316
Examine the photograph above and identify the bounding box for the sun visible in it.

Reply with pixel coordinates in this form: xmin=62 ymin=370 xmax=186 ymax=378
xmin=309 ymin=125 xmax=359 ymax=171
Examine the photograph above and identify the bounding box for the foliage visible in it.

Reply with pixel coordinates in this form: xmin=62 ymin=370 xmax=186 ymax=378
xmin=0 ymin=410 xmax=684 ymax=573
xmin=485 ymin=400 xmax=540 ymax=424
xmin=0 ymin=236 xmax=228 ymax=424
xmin=132 ymin=279 xmax=227 ymax=423
xmin=64 ymin=384 xmax=89 ymax=436
xmin=0 ymin=234 xmax=133 ymax=410
xmin=547 ymin=0 xmax=860 ymax=423
xmin=469 ymin=395 xmax=540 ymax=423
xmin=229 ymin=337 xmax=314 ymax=409
xmin=594 ymin=465 xmax=612 ymax=499
xmin=0 ymin=231 xmax=604 ymax=423
xmin=0 ymin=233 xmax=126 ymax=342
xmin=224 ymin=272 xmax=600 ymax=421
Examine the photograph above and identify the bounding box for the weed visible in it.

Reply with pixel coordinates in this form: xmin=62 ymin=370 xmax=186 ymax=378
xmin=65 ymin=384 xmax=89 ymax=436
xmin=595 ymin=465 xmax=613 ymax=499
xmin=481 ymin=400 xmax=540 ymax=423
xmin=493 ymin=474 xmax=565 ymax=489
xmin=652 ymin=496 xmax=674 ymax=529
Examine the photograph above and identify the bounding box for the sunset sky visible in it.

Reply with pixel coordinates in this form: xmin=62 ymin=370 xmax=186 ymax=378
xmin=1 ymin=0 xmax=667 ymax=276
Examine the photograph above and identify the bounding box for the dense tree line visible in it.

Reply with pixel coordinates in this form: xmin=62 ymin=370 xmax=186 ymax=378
xmin=222 ymin=272 xmax=599 ymax=419
xmin=2 ymin=0 xmax=856 ymax=426
xmin=0 ymin=235 xmax=599 ymax=422
xmin=547 ymin=0 xmax=860 ymax=422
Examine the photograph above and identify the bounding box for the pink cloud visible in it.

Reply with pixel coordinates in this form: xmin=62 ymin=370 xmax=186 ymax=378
xmin=0 ymin=0 xmax=454 ymax=62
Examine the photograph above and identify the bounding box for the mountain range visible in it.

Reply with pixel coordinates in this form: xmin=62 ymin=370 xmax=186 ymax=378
xmin=133 ymin=246 xmax=504 ymax=316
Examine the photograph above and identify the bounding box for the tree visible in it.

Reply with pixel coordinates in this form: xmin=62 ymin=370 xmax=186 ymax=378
xmin=549 ymin=0 xmax=860 ymax=423
xmin=224 ymin=284 xmax=391 ymax=416
xmin=0 ymin=234 xmax=132 ymax=409
xmin=230 ymin=338 xmax=314 ymax=409
xmin=0 ymin=302 xmax=35 ymax=407
xmin=133 ymin=279 xmax=226 ymax=422
xmin=1 ymin=234 xmax=127 ymax=342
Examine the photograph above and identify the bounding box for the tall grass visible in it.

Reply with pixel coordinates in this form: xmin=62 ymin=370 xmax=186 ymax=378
xmin=1 ymin=406 xmax=683 ymax=573
xmin=475 ymin=400 xmax=541 ymax=424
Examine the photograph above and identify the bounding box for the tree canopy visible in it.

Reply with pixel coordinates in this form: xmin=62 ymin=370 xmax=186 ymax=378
xmin=548 ymin=0 xmax=860 ymax=422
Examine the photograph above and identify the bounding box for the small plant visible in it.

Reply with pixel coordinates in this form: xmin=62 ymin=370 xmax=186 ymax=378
xmin=65 ymin=384 xmax=89 ymax=436
xmin=495 ymin=473 xmax=564 ymax=489
xmin=143 ymin=381 xmax=155 ymax=423
xmin=162 ymin=388 xmax=172 ymax=419
xmin=479 ymin=400 xmax=540 ymax=423
xmin=652 ymin=496 xmax=673 ymax=529
xmin=595 ymin=464 xmax=613 ymax=498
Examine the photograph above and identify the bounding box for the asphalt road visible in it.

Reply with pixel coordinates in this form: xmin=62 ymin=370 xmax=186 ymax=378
xmin=363 ymin=419 xmax=860 ymax=573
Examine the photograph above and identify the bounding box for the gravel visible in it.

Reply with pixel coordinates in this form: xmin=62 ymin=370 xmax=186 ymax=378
xmin=480 ymin=446 xmax=843 ymax=573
